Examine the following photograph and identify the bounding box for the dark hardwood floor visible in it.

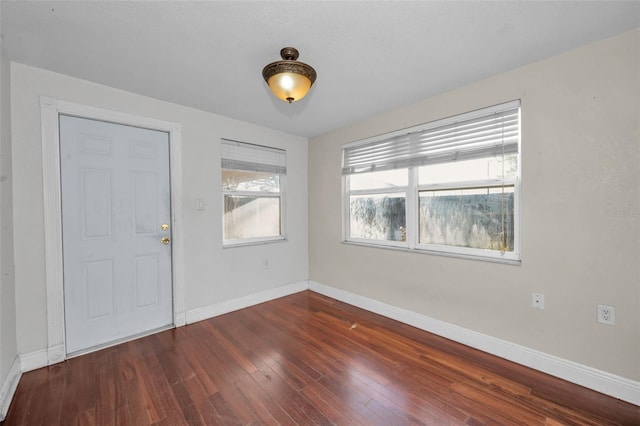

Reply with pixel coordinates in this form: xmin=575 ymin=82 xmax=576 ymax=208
xmin=4 ymin=291 xmax=639 ymax=425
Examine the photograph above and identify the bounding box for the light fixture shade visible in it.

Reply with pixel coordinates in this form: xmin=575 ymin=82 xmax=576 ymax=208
xmin=262 ymin=47 xmax=317 ymax=103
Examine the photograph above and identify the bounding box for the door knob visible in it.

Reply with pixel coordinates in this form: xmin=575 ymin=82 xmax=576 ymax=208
xmin=161 ymin=237 xmax=170 ymax=245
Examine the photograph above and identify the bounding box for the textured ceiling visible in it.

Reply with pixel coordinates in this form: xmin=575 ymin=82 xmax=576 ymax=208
xmin=2 ymin=1 xmax=639 ymax=138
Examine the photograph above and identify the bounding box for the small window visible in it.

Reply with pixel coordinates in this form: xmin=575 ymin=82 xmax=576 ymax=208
xmin=221 ymin=139 xmax=286 ymax=246
xmin=342 ymin=101 xmax=520 ymax=262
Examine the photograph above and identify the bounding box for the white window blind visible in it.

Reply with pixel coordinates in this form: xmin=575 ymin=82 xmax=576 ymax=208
xmin=221 ymin=139 xmax=286 ymax=175
xmin=343 ymin=101 xmax=520 ymax=175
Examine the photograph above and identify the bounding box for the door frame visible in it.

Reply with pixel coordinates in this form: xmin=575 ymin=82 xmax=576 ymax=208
xmin=40 ymin=96 xmax=186 ymax=364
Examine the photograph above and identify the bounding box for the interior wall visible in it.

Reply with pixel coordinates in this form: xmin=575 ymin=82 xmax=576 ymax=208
xmin=10 ymin=63 xmax=308 ymax=355
xmin=0 ymin=20 xmax=18 ymax=385
xmin=309 ymin=29 xmax=640 ymax=381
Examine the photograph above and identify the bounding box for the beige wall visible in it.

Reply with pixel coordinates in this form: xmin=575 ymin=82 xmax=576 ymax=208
xmin=11 ymin=63 xmax=309 ymax=355
xmin=0 ymin=21 xmax=18 ymax=388
xmin=309 ymin=30 xmax=640 ymax=380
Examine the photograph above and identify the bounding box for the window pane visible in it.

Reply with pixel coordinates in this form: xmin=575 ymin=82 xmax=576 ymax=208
xmin=349 ymin=169 xmax=408 ymax=191
xmin=224 ymin=195 xmax=281 ymax=240
xmin=418 ymin=154 xmax=518 ymax=185
xmin=350 ymin=193 xmax=406 ymax=241
xmin=419 ymin=186 xmax=514 ymax=251
xmin=222 ymin=169 xmax=280 ymax=192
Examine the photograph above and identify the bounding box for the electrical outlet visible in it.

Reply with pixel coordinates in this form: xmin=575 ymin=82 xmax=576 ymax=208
xmin=597 ymin=305 xmax=615 ymax=325
xmin=532 ymin=293 xmax=544 ymax=310
xmin=262 ymin=258 xmax=269 ymax=269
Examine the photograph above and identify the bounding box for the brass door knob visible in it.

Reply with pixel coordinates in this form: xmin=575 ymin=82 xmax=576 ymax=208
xmin=161 ymin=237 xmax=170 ymax=245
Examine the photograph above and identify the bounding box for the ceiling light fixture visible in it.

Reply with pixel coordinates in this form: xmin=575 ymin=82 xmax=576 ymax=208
xmin=262 ymin=47 xmax=317 ymax=104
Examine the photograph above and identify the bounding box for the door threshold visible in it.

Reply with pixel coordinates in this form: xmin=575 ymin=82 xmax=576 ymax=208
xmin=66 ymin=324 xmax=175 ymax=359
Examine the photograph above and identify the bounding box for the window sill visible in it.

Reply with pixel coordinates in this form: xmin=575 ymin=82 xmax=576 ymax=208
xmin=342 ymin=240 xmax=521 ymax=266
xmin=223 ymin=237 xmax=287 ymax=249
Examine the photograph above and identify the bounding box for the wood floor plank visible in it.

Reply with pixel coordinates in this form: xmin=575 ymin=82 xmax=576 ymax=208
xmin=41 ymin=364 xmax=66 ymax=424
xmin=202 ymin=322 xmax=260 ymax=375
xmin=4 ymin=291 xmax=639 ymax=425
xmin=206 ymin=392 xmax=241 ymax=425
xmin=251 ymin=363 xmax=329 ymax=425
xmin=213 ymin=383 xmax=259 ymax=425
xmin=94 ymin=352 xmax=117 ymax=425
xmin=174 ymin=331 xmax=220 ymax=396
xmin=234 ymin=374 xmax=296 ymax=425
xmin=15 ymin=370 xmax=50 ymax=426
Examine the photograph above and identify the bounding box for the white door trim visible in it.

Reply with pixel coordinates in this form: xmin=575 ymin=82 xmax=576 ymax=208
xmin=40 ymin=96 xmax=186 ymax=365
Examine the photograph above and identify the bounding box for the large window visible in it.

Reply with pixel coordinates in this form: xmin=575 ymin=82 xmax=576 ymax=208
xmin=221 ymin=139 xmax=286 ymax=246
xmin=343 ymin=101 xmax=520 ymax=261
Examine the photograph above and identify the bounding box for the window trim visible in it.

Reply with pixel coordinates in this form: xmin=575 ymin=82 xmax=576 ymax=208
xmin=342 ymin=101 xmax=521 ymax=263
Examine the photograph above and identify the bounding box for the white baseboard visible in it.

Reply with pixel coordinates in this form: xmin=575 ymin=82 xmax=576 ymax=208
xmin=186 ymin=281 xmax=309 ymax=324
xmin=0 ymin=356 xmax=22 ymax=421
xmin=10 ymin=281 xmax=640 ymax=408
xmin=19 ymin=349 xmax=48 ymax=373
xmin=308 ymin=281 xmax=640 ymax=406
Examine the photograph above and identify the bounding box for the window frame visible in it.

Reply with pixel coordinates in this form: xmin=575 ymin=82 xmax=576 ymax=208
xmin=221 ymin=140 xmax=287 ymax=248
xmin=342 ymin=101 xmax=521 ymax=263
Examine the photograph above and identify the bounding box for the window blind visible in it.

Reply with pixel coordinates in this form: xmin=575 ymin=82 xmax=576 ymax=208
xmin=342 ymin=101 xmax=520 ymax=175
xmin=221 ymin=139 xmax=287 ymax=175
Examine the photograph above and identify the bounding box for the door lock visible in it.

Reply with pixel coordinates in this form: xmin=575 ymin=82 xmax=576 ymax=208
xmin=161 ymin=224 xmax=169 ymax=231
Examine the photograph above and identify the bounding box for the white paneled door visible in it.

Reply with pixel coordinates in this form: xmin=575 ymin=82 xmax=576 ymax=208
xmin=60 ymin=115 xmax=173 ymax=354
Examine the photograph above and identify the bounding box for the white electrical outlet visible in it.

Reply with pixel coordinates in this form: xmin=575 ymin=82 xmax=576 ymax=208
xmin=597 ymin=305 xmax=615 ymax=325
xmin=532 ymin=293 xmax=544 ymax=310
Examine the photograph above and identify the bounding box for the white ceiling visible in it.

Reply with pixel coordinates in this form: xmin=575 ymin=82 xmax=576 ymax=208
xmin=2 ymin=1 xmax=639 ymax=138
